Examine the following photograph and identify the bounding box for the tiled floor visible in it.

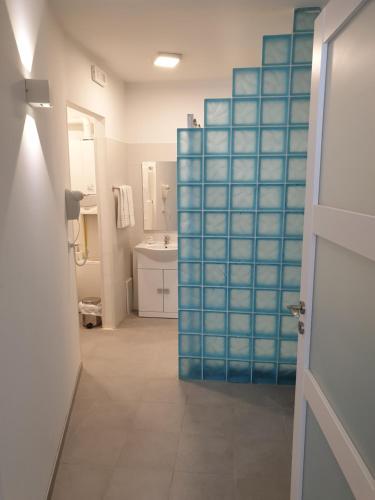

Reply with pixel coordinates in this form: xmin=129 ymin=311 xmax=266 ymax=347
xmin=51 ymin=315 xmax=294 ymax=500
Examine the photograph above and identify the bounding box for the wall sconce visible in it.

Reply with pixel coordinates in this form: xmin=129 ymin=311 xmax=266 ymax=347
xmin=25 ymin=79 xmax=52 ymax=108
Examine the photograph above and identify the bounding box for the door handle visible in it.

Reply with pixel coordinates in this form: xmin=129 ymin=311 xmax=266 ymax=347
xmin=163 ymin=288 xmax=170 ymax=294
xmin=287 ymin=301 xmax=305 ymax=318
xmin=157 ymin=288 xmax=163 ymax=294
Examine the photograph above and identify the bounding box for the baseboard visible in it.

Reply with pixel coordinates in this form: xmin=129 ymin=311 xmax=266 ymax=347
xmin=46 ymin=362 xmax=83 ymax=500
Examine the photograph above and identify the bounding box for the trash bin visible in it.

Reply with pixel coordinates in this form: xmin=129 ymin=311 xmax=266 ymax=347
xmin=79 ymin=297 xmax=102 ymax=329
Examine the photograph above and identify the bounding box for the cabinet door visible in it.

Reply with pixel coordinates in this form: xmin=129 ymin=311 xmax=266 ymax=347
xmin=163 ymin=269 xmax=178 ymax=313
xmin=138 ymin=269 xmax=163 ymax=312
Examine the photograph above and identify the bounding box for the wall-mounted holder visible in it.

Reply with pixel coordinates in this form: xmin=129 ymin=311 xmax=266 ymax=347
xmin=65 ymin=189 xmax=84 ymax=220
xmin=25 ymin=79 xmax=52 ymax=108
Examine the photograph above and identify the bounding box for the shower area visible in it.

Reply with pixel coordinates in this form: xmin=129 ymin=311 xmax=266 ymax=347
xmin=177 ymin=7 xmax=319 ymax=384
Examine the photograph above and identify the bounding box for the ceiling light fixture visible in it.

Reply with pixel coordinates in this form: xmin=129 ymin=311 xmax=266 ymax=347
xmin=154 ymin=53 xmax=181 ymax=68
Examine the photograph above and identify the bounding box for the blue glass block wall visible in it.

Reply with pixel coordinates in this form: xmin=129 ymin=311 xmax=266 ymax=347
xmin=177 ymin=7 xmax=320 ymax=384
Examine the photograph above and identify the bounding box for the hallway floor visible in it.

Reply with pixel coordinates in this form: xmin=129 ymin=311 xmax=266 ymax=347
xmin=51 ymin=315 xmax=294 ymax=500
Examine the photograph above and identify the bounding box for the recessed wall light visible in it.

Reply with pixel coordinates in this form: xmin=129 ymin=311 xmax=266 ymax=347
xmin=154 ymin=53 xmax=181 ymax=68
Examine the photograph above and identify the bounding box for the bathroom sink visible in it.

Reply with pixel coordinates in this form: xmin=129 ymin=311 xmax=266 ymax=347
xmin=135 ymin=242 xmax=178 ymax=262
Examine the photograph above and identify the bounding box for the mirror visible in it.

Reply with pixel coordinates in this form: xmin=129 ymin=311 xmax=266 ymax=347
xmin=142 ymin=161 xmax=177 ymax=231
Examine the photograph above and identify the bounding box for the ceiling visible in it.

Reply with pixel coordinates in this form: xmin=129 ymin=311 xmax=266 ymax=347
xmin=49 ymin=0 xmax=327 ymax=83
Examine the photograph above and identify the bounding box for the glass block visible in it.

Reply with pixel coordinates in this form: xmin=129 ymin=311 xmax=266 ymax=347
xmin=263 ymin=35 xmax=292 ymax=65
xmin=286 ymin=185 xmax=306 ymax=210
xmin=232 ymin=98 xmax=259 ymax=126
xmin=255 ymin=314 xmax=278 ymax=337
xmin=230 ymin=212 xmax=255 ymax=236
xmin=292 ymin=34 xmax=314 ymax=64
xmin=179 ymin=334 xmax=201 ymax=357
xmin=179 ymin=357 xmax=202 ymax=379
xmin=229 ymin=288 xmax=252 ymax=311
xmin=204 ymin=335 xmax=226 ymax=358
xmin=262 ymin=67 xmax=289 ymax=96
xmin=231 ymin=185 xmax=256 ymax=210
xmin=179 ymin=212 xmax=201 ymax=235
xmin=260 ymin=128 xmax=286 ymax=154
xmin=204 ymin=263 xmax=227 ymax=286
xmin=278 ymin=364 xmax=296 ymax=385
xmin=257 ymin=213 xmax=283 ymax=237
xmin=233 ymin=67 xmax=260 ymax=97
xmin=232 ymin=128 xmax=258 ymax=155
xmin=284 ymin=239 xmax=303 ymax=263
xmin=204 ymin=185 xmax=228 ymax=210
xmin=229 ymin=264 xmax=252 ymax=287
xmin=178 ymin=157 xmax=202 ymax=183
xmin=280 ymin=340 xmax=298 ymax=363
xmin=229 ymin=337 xmax=251 ymax=360
xmin=179 ymin=237 xmax=201 ymax=261
xmin=205 ymin=129 xmax=230 ymax=155
xmin=228 ymin=361 xmax=251 ymax=383
xmin=231 ymin=157 xmax=257 ymax=182
xmin=290 ymin=97 xmax=310 ymax=125
xmin=259 ymin=157 xmax=285 ymax=183
xmin=204 ymin=212 xmax=228 ymax=236
xmin=281 ymin=315 xmax=299 ymax=337
xmin=230 ymin=238 xmax=253 ymax=262
xmin=178 ymin=129 xmax=203 ymax=155
xmin=256 ymin=239 xmax=281 ymax=262
xmin=203 ymin=359 xmax=226 ymax=380
xmin=255 ymin=265 xmax=280 ymax=288
xmin=179 ymin=287 xmax=201 ymax=309
xmin=205 ymin=157 xmax=230 ymax=182
xmin=205 ymin=99 xmax=231 ymax=127
xmin=285 ymin=213 xmax=304 ymax=237
xmin=287 ymin=156 xmax=306 ymax=182
xmin=258 ymin=185 xmax=284 ymax=210
xmin=282 ymin=265 xmax=301 ymax=289
xmin=204 ymin=311 xmax=226 ymax=334
xmin=293 ymin=7 xmax=320 ymax=33
xmin=229 ymin=313 xmax=252 ymax=336
xmin=255 ymin=290 xmax=279 ymax=313
xmin=281 ymin=291 xmax=300 ymax=314
xmin=178 ymin=185 xmax=201 ymax=210
xmin=179 ymin=262 xmax=201 ymax=285
xmin=253 ymin=362 xmax=277 ymax=384
xmin=179 ymin=310 xmax=201 ymax=333
xmin=204 ymin=287 xmax=226 ymax=310
xmin=291 ymin=66 xmax=312 ymax=95
xmin=261 ymin=98 xmax=288 ymax=125
xmin=254 ymin=339 xmax=277 ymax=361
xmin=204 ymin=238 xmax=227 ymax=261
xmin=289 ymin=127 xmax=308 ymax=154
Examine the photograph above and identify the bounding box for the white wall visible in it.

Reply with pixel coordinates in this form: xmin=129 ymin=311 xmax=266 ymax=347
xmin=124 ymin=79 xmax=232 ymax=143
xmin=0 ymin=0 xmax=132 ymax=498
xmin=0 ymin=2 xmax=81 ymax=500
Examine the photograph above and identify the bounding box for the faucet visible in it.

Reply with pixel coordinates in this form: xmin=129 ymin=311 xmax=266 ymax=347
xmin=164 ymin=234 xmax=170 ymax=247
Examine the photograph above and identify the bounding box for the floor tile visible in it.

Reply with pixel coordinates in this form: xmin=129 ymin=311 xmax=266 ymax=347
xmin=233 ymin=405 xmax=287 ymax=441
xmin=187 ymin=381 xmax=236 ymax=406
xmin=103 ymin=467 xmax=173 ymax=500
xmin=133 ymin=401 xmax=185 ymax=433
xmin=182 ymin=403 xmax=234 ymax=437
xmin=117 ymin=430 xmax=179 ymax=471
xmin=169 ymin=471 xmax=236 ymax=500
xmin=61 ymin=426 xmax=126 ymax=467
xmin=51 ymin=464 xmax=111 ymax=500
xmin=175 ymin=433 xmax=234 ymax=475
xmin=143 ymin=379 xmax=189 ymax=404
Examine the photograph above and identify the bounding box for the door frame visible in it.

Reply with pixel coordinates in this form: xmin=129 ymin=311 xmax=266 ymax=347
xmin=290 ymin=1 xmax=375 ymax=498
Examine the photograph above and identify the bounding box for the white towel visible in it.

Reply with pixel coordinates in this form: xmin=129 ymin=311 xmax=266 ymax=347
xmin=125 ymin=185 xmax=135 ymax=227
xmin=117 ymin=185 xmax=128 ymax=228
xmin=116 ymin=185 xmax=135 ymax=229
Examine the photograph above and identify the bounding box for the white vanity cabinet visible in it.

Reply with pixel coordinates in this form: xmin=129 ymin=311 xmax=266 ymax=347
xmin=135 ymin=243 xmax=178 ymax=318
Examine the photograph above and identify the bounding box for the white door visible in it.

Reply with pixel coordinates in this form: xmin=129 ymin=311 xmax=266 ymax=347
xmin=291 ymin=1 xmax=375 ymax=499
xmin=163 ymin=269 xmax=178 ymax=315
xmin=138 ymin=269 xmax=163 ymax=313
